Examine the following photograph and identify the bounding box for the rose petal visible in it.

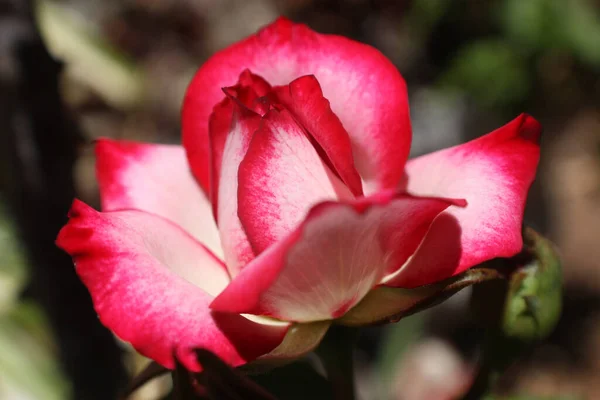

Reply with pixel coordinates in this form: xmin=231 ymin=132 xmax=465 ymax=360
xmin=208 ymin=72 xmax=271 ymax=219
xmin=217 ymin=105 xmax=261 ymax=276
xmin=385 ymin=114 xmax=541 ymax=287
xmin=182 ymin=18 xmax=410 ymax=194
xmin=56 ymin=200 xmax=288 ymax=371
xmin=95 ymin=139 xmax=222 ymax=258
xmin=208 ymin=97 xmax=235 ymax=211
xmin=273 ymin=76 xmax=363 ymax=196
xmin=212 ymin=192 xmax=455 ymax=322
xmin=238 ymin=108 xmax=352 ymax=254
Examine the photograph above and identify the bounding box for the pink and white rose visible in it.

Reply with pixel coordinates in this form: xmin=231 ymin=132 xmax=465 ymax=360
xmin=57 ymin=18 xmax=541 ymax=371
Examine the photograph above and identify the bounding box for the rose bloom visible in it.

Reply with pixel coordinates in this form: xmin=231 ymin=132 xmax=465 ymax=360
xmin=57 ymin=18 xmax=540 ymax=371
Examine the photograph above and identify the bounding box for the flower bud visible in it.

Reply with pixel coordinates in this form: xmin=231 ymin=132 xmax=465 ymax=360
xmin=501 ymin=228 xmax=562 ymax=341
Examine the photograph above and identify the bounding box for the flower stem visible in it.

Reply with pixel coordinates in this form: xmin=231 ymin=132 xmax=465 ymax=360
xmin=315 ymin=325 xmax=359 ymax=400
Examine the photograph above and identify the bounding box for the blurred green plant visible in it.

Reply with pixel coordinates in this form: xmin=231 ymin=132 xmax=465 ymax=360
xmin=408 ymin=0 xmax=454 ymax=35
xmin=440 ymin=39 xmax=530 ymax=107
xmin=35 ymin=0 xmax=145 ymax=109
xmin=502 ymin=0 xmax=600 ymax=66
xmin=0 ymin=201 xmax=70 ymax=399
xmin=485 ymin=396 xmax=580 ymax=400
xmin=376 ymin=314 xmax=425 ymax=399
xmin=415 ymin=0 xmax=600 ymax=109
xmin=466 ymin=228 xmax=563 ymax=400
xmin=502 ymin=229 xmax=562 ymax=341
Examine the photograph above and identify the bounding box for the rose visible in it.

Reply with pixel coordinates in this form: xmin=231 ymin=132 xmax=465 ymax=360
xmin=56 ymin=18 xmax=541 ymax=372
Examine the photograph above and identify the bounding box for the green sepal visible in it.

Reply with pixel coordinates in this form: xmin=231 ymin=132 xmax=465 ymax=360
xmin=241 ymin=321 xmax=331 ymax=374
xmin=338 ymin=266 xmax=504 ymax=326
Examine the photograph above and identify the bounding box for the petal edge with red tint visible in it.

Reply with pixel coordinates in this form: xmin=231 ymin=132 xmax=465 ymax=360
xmin=238 ymin=108 xmax=353 ymax=254
xmin=208 ymin=71 xmax=271 ymax=219
xmin=56 ymin=200 xmax=287 ymax=371
xmin=95 ymin=139 xmax=223 ymax=258
xmin=385 ymin=114 xmax=541 ymax=288
xmin=212 ymin=193 xmax=455 ymax=323
xmin=217 ymin=106 xmax=261 ymax=276
xmin=273 ymin=76 xmax=363 ymax=196
xmin=182 ymin=18 xmax=411 ymax=194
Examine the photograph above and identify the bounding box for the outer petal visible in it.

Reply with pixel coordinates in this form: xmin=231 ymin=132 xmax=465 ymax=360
xmin=273 ymin=76 xmax=363 ymax=196
xmin=217 ymin=106 xmax=261 ymax=276
xmin=56 ymin=200 xmax=287 ymax=371
xmin=211 ymin=192 xmax=456 ymax=323
xmin=182 ymin=18 xmax=410 ymax=193
xmin=238 ymin=108 xmax=352 ymax=254
xmin=95 ymin=139 xmax=222 ymax=258
xmin=385 ymin=114 xmax=541 ymax=288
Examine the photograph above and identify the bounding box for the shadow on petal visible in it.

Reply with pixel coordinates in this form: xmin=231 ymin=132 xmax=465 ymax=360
xmin=385 ymin=212 xmax=463 ymax=288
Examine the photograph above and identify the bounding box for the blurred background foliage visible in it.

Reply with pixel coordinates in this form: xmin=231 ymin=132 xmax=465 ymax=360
xmin=1 ymin=0 xmax=599 ymax=399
